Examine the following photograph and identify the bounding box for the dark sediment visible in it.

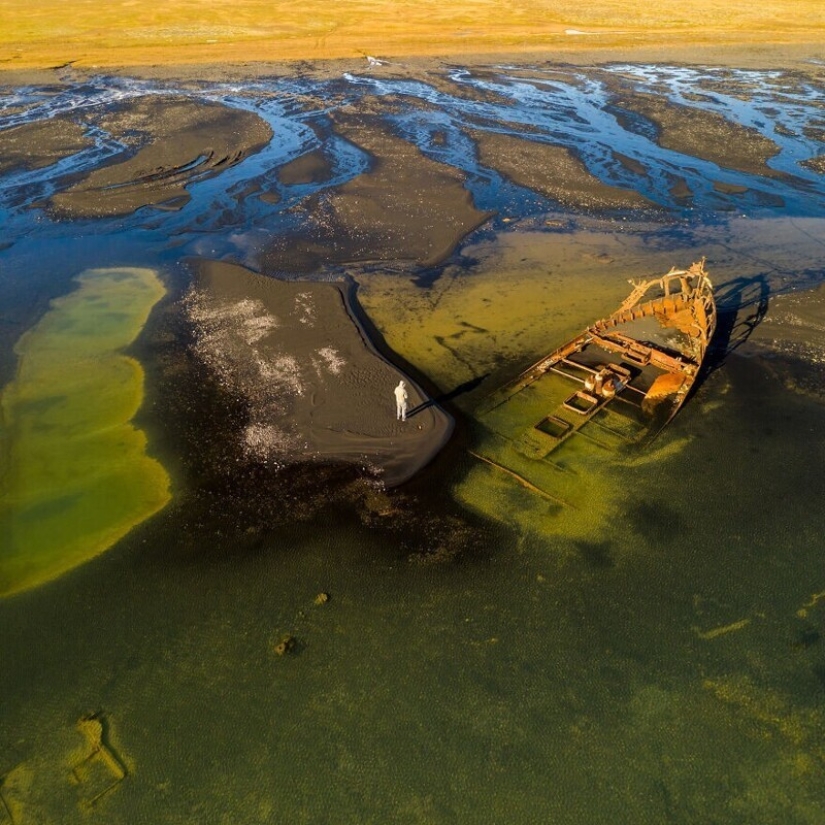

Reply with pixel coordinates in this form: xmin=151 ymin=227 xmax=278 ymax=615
xmin=606 ymin=89 xmax=782 ymax=177
xmin=801 ymin=154 xmax=825 ymax=174
xmin=186 ymin=259 xmax=453 ymax=487
xmin=49 ymin=96 xmax=273 ymax=218
xmin=261 ymin=114 xmax=493 ymax=273
xmin=470 ymin=129 xmax=655 ymax=211
xmin=277 ymin=148 xmax=334 ymax=186
xmin=0 ymin=118 xmax=92 ymax=173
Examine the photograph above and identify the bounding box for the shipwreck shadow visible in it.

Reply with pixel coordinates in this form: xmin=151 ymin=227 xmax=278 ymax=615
xmin=705 ymin=273 xmax=771 ymax=371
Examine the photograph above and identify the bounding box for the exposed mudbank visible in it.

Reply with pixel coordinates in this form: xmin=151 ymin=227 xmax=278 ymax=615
xmin=470 ymin=130 xmax=654 ymax=212
xmin=743 ymin=280 xmax=825 ymax=397
xmin=605 ymin=88 xmax=782 ymax=177
xmin=802 ymin=154 xmax=825 ymax=174
xmin=185 ymin=260 xmax=453 ymax=486
xmin=0 ymin=118 xmax=92 ymax=174
xmin=49 ymin=96 xmax=273 ymax=218
xmin=2 ymin=64 xmax=824 ymax=253
xmin=261 ymin=113 xmax=494 ymax=272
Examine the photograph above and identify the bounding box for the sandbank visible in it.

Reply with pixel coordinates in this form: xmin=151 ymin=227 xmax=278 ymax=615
xmin=602 ymin=88 xmax=783 ymax=178
xmin=49 ymin=96 xmax=273 ymax=218
xmin=0 ymin=119 xmax=92 ymax=175
xmin=262 ymin=114 xmax=493 ymax=273
xmin=470 ymin=130 xmax=654 ymax=212
xmin=186 ymin=260 xmax=453 ymax=486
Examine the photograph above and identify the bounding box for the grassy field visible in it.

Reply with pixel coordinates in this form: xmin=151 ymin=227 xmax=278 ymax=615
xmin=2 ymin=0 xmax=824 ymax=70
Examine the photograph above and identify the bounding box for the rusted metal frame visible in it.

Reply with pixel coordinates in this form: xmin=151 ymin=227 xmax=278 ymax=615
xmin=548 ymin=364 xmax=586 ymax=383
xmin=566 ymin=426 xmax=615 ymax=451
xmin=552 ymin=359 xmax=648 ymax=409
xmin=468 ymin=451 xmax=578 ymax=507
xmin=479 ymin=336 xmax=591 ymax=413
xmin=590 ymin=331 xmax=696 ymax=374
xmin=601 ymin=292 xmax=692 ymax=330
xmin=480 ymin=262 xmax=713 ymax=432
xmin=621 ymin=267 xmax=691 ymax=311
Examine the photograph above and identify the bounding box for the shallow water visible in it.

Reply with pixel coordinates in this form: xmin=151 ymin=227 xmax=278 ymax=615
xmin=1 ymin=63 xmax=825 ymax=823
xmin=0 ymin=267 xmax=169 ymax=596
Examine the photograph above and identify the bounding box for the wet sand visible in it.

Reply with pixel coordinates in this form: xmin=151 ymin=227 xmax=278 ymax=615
xmin=603 ymin=88 xmax=782 ymax=177
xmin=743 ymin=281 xmax=825 ymax=398
xmin=802 ymin=154 xmax=825 ymax=174
xmin=0 ymin=119 xmax=92 ymax=175
xmin=187 ymin=260 xmax=453 ymax=486
xmin=471 ymin=131 xmax=654 ymax=212
xmin=262 ymin=114 xmax=493 ymax=272
xmin=49 ymin=97 xmax=273 ymax=218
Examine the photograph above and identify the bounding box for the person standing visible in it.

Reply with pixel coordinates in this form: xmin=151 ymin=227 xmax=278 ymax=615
xmin=394 ymin=380 xmax=409 ymax=422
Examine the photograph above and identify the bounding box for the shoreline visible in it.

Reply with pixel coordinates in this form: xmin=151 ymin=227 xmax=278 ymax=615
xmin=0 ymin=267 xmax=170 ymax=597
xmin=187 ymin=260 xmax=454 ymax=488
xmin=1 ymin=41 xmax=824 ymax=87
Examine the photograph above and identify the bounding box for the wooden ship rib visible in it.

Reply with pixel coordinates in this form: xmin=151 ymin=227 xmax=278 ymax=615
xmin=472 ymin=260 xmax=716 ymax=505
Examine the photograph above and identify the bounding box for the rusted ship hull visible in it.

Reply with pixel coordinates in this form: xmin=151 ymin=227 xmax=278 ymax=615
xmin=472 ymin=261 xmax=716 ymax=504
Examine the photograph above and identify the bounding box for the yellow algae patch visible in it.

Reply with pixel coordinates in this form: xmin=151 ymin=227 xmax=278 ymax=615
xmin=0 ymin=268 xmax=170 ymax=597
xmin=356 ymin=230 xmax=644 ymax=403
xmin=455 ymin=429 xmax=632 ymax=543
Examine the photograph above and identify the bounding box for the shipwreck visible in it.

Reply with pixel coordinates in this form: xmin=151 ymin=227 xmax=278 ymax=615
xmin=472 ymin=260 xmax=716 ymax=505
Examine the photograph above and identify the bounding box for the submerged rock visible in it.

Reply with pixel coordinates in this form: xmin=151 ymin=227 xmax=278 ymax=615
xmin=273 ymin=635 xmax=297 ymax=656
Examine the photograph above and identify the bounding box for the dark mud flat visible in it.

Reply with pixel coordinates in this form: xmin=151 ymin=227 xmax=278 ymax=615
xmin=743 ymin=280 xmax=825 ymax=397
xmin=261 ymin=113 xmax=494 ymax=272
xmin=603 ymin=84 xmax=782 ymax=176
xmin=49 ymin=96 xmax=273 ymax=218
xmin=470 ymin=129 xmax=654 ymax=212
xmin=186 ymin=260 xmax=452 ymax=486
xmin=0 ymin=118 xmax=92 ymax=175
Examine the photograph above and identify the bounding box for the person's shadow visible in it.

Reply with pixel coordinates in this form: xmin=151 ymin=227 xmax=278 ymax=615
xmin=407 ymin=373 xmax=489 ymax=418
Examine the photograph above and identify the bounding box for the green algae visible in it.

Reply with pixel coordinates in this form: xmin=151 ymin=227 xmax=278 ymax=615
xmin=357 ymin=229 xmax=665 ymax=542
xmin=0 ymin=268 xmax=170 ymax=597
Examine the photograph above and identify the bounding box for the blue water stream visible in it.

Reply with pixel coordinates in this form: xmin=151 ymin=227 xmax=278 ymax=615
xmin=1 ymin=64 xmax=823 ymax=253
